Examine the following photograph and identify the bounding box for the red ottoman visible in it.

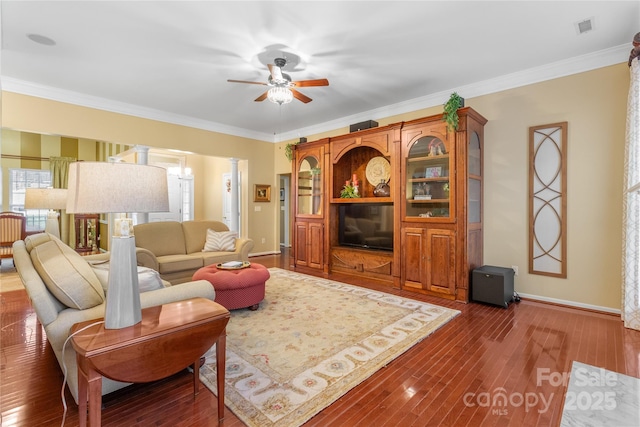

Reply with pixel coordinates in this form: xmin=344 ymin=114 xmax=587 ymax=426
xmin=192 ymin=263 xmax=269 ymax=310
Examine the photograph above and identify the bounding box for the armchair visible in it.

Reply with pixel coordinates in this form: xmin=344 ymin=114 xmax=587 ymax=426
xmin=0 ymin=212 xmax=26 ymax=265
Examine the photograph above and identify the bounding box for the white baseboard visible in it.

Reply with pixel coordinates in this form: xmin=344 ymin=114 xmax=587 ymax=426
xmin=518 ymin=292 xmax=620 ymax=315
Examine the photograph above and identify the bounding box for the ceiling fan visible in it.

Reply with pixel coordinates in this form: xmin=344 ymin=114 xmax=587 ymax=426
xmin=227 ymin=57 xmax=329 ymax=104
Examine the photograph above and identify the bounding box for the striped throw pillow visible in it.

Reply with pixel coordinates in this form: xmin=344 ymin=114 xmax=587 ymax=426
xmin=203 ymin=229 xmax=237 ymax=252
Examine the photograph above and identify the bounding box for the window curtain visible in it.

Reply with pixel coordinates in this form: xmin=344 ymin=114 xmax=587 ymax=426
xmin=50 ymin=157 xmax=76 ymax=246
xmin=622 ymin=59 xmax=640 ymax=330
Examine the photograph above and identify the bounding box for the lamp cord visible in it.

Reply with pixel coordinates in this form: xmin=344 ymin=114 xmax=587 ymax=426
xmin=60 ymin=320 xmax=104 ymax=427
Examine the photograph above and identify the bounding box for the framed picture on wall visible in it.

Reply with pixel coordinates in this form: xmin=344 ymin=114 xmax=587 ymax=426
xmin=254 ymin=184 xmax=271 ymax=202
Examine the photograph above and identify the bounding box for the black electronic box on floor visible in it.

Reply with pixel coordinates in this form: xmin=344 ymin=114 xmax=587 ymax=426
xmin=471 ymin=265 xmax=515 ymax=308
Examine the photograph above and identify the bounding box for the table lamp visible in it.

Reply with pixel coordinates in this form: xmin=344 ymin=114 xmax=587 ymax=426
xmin=24 ymin=188 xmax=68 ymax=239
xmin=66 ymin=161 xmax=169 ymax=329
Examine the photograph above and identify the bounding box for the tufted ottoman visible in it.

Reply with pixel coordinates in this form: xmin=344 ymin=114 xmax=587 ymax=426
xmin=192 ymin=263 xmax=269 ymax=310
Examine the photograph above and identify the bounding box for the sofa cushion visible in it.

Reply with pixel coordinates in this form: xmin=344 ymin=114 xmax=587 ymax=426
xmin=89 ymin=261 xmax=167 ymax=293
xmin=30 ymin=239 xmax=105 ymax=310
xmin=202 ymin=251 xmax=244 ymax=266
xmin=182 ymin=220 xmax=230 ymax=254
xmin=203 ymin=229 xmax=237 ymax=252
xmin=156 ymin=254 xmax=203 ymax=274
xmin=134 ymin=221 xmax=187 ymax=257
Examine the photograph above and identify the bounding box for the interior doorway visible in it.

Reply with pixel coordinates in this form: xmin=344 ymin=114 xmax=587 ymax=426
xmin=222 ymin=172 xmax=242 ymax=235
xmin=279 ymin=174 xmax=291 ymax=247
xmin=147 ymin=172 xmax=194 ymax=223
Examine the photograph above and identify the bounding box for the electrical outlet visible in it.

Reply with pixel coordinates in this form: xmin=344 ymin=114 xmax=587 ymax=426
xmin=261 ymin=238 xmax=266 ymax=244
xmin=512 ymin=265 xmax=519 ymax=276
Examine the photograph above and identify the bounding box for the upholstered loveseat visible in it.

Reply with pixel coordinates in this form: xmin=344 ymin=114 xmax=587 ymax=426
xmin=133 ymin=220 xmax=253 ymax=285
xmin=13 ymin=232 xmax=216 ymax=404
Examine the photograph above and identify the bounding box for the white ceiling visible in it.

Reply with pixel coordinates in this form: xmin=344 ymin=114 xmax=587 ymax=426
xmin=1 ymin=1 xmax=638 ymax=143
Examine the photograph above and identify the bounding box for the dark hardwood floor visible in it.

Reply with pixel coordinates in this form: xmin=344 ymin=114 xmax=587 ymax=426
xmin=2 ymin=250 xmax=640 ymax=426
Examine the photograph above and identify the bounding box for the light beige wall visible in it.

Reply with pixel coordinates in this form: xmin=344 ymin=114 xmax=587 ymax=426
xmin=2 ymin=62 xmax=628 ymax=309
xmin=472 ymin=63 xmax=628 ymax=311
xmin=201 ymin=155 xmax=229 ymax=222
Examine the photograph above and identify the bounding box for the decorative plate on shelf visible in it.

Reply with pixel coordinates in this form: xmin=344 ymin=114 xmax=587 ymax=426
xmin=365 ymin=156 xmax=391 ymax=186
xmin=216 ymin=261 xmax=251 ymax=270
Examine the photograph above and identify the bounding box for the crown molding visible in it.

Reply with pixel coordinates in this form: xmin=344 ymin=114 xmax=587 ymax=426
xmin=275 ymin=44 xmax=629 ymax=142
xmin=1 ymin=78 xmax=274 ymax=142
xmin=2 ymin=43 xmax=629 ymax=144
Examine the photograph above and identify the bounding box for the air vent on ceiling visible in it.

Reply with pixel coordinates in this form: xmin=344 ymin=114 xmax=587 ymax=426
xmin=575 ymin=17 xmax=595 ymax=35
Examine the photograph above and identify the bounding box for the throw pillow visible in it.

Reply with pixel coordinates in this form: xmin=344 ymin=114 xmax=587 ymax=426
xmin=30 ymin=239 xmax=105 ymax=310
xmin=203 ymin=229 xmax=237 ymax=252
xmin=90 ymin=261 xmax=166 ymax=293
xmin=24 ymin=232 xmax=54 ymax=252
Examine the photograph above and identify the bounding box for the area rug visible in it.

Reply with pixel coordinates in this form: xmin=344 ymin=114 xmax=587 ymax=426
xmin=560 ymin=361 xmax=640 ymax=427
xmin=200 ymin=268 xmax=460 ymax=427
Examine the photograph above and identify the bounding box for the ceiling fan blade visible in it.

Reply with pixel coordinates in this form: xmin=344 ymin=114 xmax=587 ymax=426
xmin=254 ymin=91 xmax=268 ymax=102
xmin=291 ymin=89 xmax=312 ymax=104
xmin=291 ymin=78 xmax=329 ymax=87
xmin=227 ymin=79 xmax=267 ymax=86
xmin=268 ymin=64 xmax=284 ymax=82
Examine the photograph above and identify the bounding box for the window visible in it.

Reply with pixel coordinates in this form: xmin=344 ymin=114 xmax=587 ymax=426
xmin=9 ymin=168 xmax=53 ymax=232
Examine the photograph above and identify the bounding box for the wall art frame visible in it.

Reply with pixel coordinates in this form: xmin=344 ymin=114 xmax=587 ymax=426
xmin=254 ymin=184 xmax=271 ymax=202
xmin=529 ymin=122 xmax=568 ymax=278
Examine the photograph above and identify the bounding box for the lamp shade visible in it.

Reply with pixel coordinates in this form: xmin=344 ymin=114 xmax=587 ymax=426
xmin=66 ymin=162 xmax=169 ymax=214
xmin=24 ymin=188 xmax=68 ymax=209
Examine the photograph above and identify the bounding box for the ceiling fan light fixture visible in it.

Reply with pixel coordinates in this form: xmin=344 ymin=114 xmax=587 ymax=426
xmin=268 ymin=87 xmax=293 ymax=105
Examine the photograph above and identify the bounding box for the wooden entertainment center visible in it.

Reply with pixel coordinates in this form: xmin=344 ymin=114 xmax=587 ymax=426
xmin=292 ymin=107 xmax=487 ymax=302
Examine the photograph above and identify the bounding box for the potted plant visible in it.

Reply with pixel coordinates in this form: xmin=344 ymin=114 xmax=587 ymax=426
xmin=285 ymin=137 xmax=307 ymax=161
xmin=284 ymin=141 xmax=298 ymax=162
xmin=340 ymin=183 xmax=359 ymax=198
xmin=443 ymin=92 xmax=465 ymax=132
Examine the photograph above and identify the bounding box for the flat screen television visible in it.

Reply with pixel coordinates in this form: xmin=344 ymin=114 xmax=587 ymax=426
xmin=338 ymin=203 xmax=394 ymax=251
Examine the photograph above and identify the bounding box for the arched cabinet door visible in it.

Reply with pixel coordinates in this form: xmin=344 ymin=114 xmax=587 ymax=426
xmin=401 ymin=121 xmax=454 ymax=222
xmin=398 ymin=108 xmax=487 ymax=302
xmin=292 ymin=140 xmax=328 ymax=273
xmin=296 ymin=155 xmax=322 ymax=216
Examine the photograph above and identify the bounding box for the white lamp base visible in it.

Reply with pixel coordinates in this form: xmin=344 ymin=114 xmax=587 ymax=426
xmin=44 ymin=218 xmax=60 ymax=239
xmin=105 ymin=236 xmax=141 ymax=329
xmin=44 ymin=210 xmax=60 ymax=239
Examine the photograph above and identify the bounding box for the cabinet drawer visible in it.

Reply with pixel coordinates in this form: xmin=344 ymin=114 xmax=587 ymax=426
xmin=331 ymin=247 xmax=393 ymax=279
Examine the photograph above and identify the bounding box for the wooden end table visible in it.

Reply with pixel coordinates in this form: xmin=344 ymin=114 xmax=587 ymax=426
xmin=70 ymin=297 xmax=230 ymax=427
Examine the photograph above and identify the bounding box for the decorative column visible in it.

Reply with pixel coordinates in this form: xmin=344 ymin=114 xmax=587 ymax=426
xmin=230 ymin=158 xmax=239 ymax=233
xmin=135 ymin=145 xmax=151 ymax=224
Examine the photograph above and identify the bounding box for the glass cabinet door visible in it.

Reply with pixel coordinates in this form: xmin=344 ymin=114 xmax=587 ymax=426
xmin=75 ymin=214 xmax=99 ymax=253
xmin=297 ymin=156 xmax=322 ymax=215
xmin=405 ymin=135 xmax=452 ymax=219
xmin=468 ymin=132 xmax=481 ymax=224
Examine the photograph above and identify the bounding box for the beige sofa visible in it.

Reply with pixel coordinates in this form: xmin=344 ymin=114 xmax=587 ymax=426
xmin=13 ymin=232 xmax=216 ymax=404
xmin=134 ymin=220 xmax=253 ymax=285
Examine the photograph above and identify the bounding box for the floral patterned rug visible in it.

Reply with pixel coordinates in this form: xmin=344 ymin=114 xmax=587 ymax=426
xmin=200 ymin=268 xmax=460 ymax=427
